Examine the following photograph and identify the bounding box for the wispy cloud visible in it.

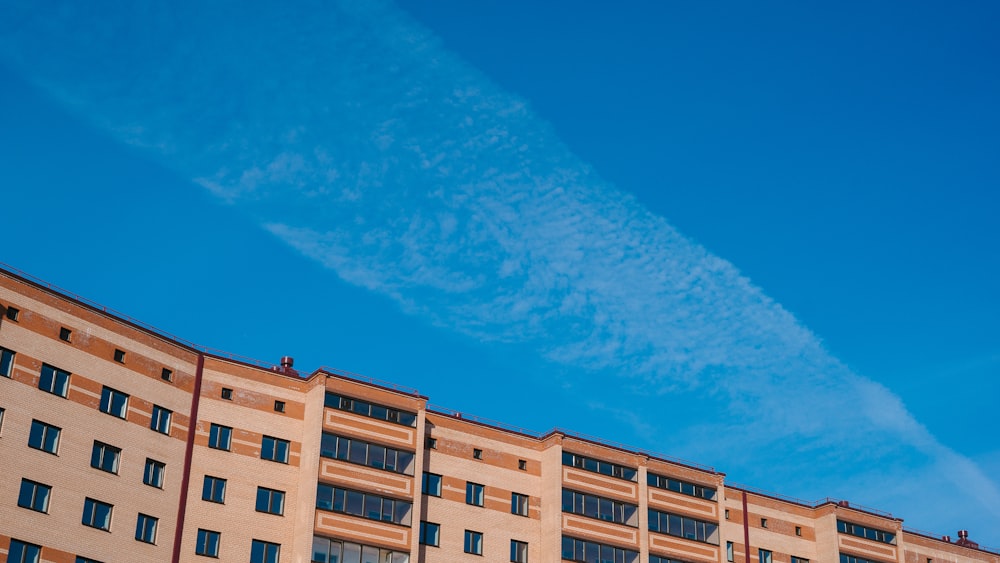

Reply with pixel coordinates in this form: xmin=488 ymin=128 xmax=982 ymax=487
xmin=1 ymin=0 xmax=996 ymax=540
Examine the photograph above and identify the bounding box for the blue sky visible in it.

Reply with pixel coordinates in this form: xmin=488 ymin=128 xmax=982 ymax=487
xmin=1 ymin=0 xmax=998 ymax=546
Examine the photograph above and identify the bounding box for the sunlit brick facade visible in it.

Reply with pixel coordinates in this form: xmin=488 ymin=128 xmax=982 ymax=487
xmin=1 ymin=264 xmax=996 ymax=563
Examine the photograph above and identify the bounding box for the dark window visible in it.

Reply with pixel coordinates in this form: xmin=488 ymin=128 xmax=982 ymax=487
xmin=161 ymin=368 xmax=173 ymax=381
xmin=760 ymin=550 xmax=773 ymax=563
xmin=563 ymin=489 xmax=638 ymax=526
xmin=426 ymin=437 xmax=437 ymax=449
xmin=202 ymin=476 xmax=226 ymax=503
xmin=91 ymin=441 xmax=121 ymax=474
xmin=796 ymin=526 xmax=802 ymax=536
xmin=196 ymin=529 xmax=221 ymax=557
xmin=220 ymin=388 xmax=233 ymax=400
xmin=75 ymin=557 xmax=104 ymax=563
xmin=28 ymin=420 xmax=60 ymax=454
xmin=423 ymin=472 xmax=442 ymax=497
xmin=261 ymin=435 xmax=290 ymax=463
xmin=208 ymin=424 xmax=232 ymax=451
xmin=473 ymin=448 xmax=483 ymax=459
xmin=648 ymin=508 xmax=719 ymax=544
xmin=135 ymin=513 xmax=158 ymax=544
xmin=562 ymin=451 xmax=637 ymax=481
xmin=324 ymin=392 xmax=417 ymax=427
xmin=561 ymin=536 xmax=638 ymax=563
xmin=59 ymin=327 xmax=72 ymax=341
xmin=250 ymin=539 xmax=280 ymax=563
xmin=99 ymin=386 xmax=128 ymax=418
xmin=4 ymin=306 xmax=19 ymax=321
xmin=114 ymin=349 xmax=126 ymax=363
xmin=1 ymin=346 xmax=15 ymax=377
xmin=646 ymin=472 xmax=717 ymax=500
xmin=653 ymin=556 xmax=693 ymax=563
xmin=466 ymin=482 xmax=484 ymax=506
xmin=8 ymin=539 xmax=42 ymax=563
xmin=17 ymin=479 xmax=51 ymax=512
xmin=792 ymin=557 xmax=810 ymax=563
xmin=144 ymin=459 xmax=165 ymax=488
xmin=761 ymin=518 xmax=768 ymax=528
xmin=316 ymin=483 xmax=412 ymax=526
xmin=320 ymin=432 xmax=415 ymax=475
xmin=512 ymin=492 xmax=529 ymax=516
xmin=39 ymin=363 xmax=71 ymax=397
xmin=82 ymin=498 xmax=113 ymax=530
xmin=274 ymin=400 xmax=285 ymax=413
xmin=841 ymin=555 xmax=888 ymax=563
xmin=511 ymin=540 xmax=528 ymax=563
xmin=151 ymin=405 xmax=172 ymax=434
xmin=0 ymin=407 xmax=4 ymax=434
xmin=837 ymin=520 xmax=896 ymax=545
xmin=256 ymin=487 xmax=285 ymax=515
xmin=464 ymin=530 xmax=483 ymax=555
xmin=727 ymin=541 xmax=734 ymax=562
xmin=518 ymin=459 xmax=527 ymax=471
xmin=311 ymin=537 xmax=409 ymax=562
xmin=420 ymin=522 xmax=440 ymax=546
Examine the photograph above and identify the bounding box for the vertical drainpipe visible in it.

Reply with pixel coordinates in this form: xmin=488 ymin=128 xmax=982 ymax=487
xmin=743 ymin=491 xmax=751 ymax=563
xmin=172 ymin=353 xmax=205 ymax=563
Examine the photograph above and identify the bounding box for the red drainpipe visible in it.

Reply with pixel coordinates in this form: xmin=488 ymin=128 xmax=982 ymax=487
xmin=172 ymin=353 xmax=205 ymax=563
xmin=743 ymin=490 xmax=751 ymax=563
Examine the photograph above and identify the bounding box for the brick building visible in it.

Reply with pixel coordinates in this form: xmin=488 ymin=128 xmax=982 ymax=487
xmin=0 ymin=264 xmax=996 ymax=563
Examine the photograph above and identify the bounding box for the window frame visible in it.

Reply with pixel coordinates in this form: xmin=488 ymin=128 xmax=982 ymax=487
xmin=512 ymin=492 xmax=529 ymax=516
xmin=17 ymin=478 xmax=52 ymax=513
xmin=423 ymin=472 xmax=443 ymax=497
xmin=510 ymin=539 xmax=528 ymax=563
xmin=4 ymin=306 xmax=19 ymax=321
xmin=466 ymin=482 xmax=485 ymax=506
xmin=250 ymin=539 xmax=280 ymax=563
xmin=1 ymin=346 xmax=15 ymax=377
xmin=261 ymin=435 xmax=290 ymax=463
xmin=90 ymin=441 xmax=122 ymax=474
xmin=419 ymin=521 xmax=441 ymax=547
xmin=39 ymin=363 xmax=71 ymax=397
xmin=561 ymin=451 xmax=637 ymax=482
xmin=208 ymin=423 xmax=232 ymax=451
xmin=8 ymin=539 xmax=42 ymax=563
xmin=150 ymin=405 xmax=172 ymax=435
xmin=195 ymin=529 xmax=221 ymax=558
xmin=82 ymin=497 xmax=113 ymax=531
xmin=256 ymin=486 xmax=286 ymax=516
xmin=464 ymin=530 xmax=483 ymax=555
xmin=99 ymin=386 xmax=129 ymax=419
xmin=28 ymin=419 xmax=61 ymax=454
xmin=315 ymin=483 xmax=413 ymax=526
xmin=202 ymin=475 xmax=227 ymax=504
xmin=324 ymin=392 xmax=418 ymax=427
xmin=319 ymin=432 xmax=415 ymax=476
xmin=143 ymin=458 xmax=165 ymax=488
xmin=135 ymin=513 xmax=158 ymax=544
xmin=760 ymin=550 xmax=773 ymax=563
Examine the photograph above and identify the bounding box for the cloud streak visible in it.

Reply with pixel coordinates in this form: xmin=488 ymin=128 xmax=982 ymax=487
xmin=1 ymin=0 xmax=996 ymax=541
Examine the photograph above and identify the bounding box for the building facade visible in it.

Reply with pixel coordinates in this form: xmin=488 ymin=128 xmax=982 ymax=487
xmin=0 ymin=264 xmax=996 ymax=563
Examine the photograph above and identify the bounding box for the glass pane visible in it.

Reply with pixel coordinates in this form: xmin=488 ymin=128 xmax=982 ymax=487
xmin=349 ymin=440 xmax=367 ymax=464
xmin=346 ymin=491 xmax=364 ymax=515
xmin=312 ymin=537 xmax=330 ymax=563
xmin=365 ymin=494 xmax=381 ymax=520
xmin=343 ymin=543 xmax=361 ymax=563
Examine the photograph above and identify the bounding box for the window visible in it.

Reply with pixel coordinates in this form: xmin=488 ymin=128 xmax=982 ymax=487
xmin=151 ymin=405 xmax=172 ymax=434
xmin=18 ymin=479 xmax=51 ymax=513
xmin=135 ymin=513 xmax=158 ymax=544
xmin=464 ymin=530 xmax=483 ymax=555
xmin=196 ymin=529 xmax=221 ymax=557
xmin=208 ymin=424 xmax=232 ymax=450
xmin=0 ymin=407 xmax=5 ymax=434
xmin=274 ymin=400 xmax=285 ymax=413
xmin=220 ymin=388 xmax=233 ymax=400
xmin=161 ymin=368 xmax=173 ymax=381
xmin=725 ymin=509 xmax=730 ymax=520
xmin=426 ymin=437 xmax=437 ymax=449
xmin=76 ymin=557 xmax=104 ymax=563
xmin=796 ymin=526 xmax=802 ymax=536
xmin=28 ymin=420 xmax=60 ymax=454
xmin=319 ymin=432 xmax=415 ymax=475
xmin=315 ymin=483 xmax=413 ymax=526
xmin=648 ymin=508 xmax=720 ymax=544
xmin=5 ymin=306 xmax=19 ymax=321
xmin=518 ymin=459 xmax=527 ymax=470
xmin=761 ymin=518 xmax=768 ymax=528
xmin=512 ymin=492 xmax=529 ymax=516
xmin=727 ymin=542 xmax=734 ymax=562
xmin=1 ymin=346 xmax=15 ymax=377
xmin=419 ymin=522 xmax=440 ymax=546
xmin=312 ymin=537 xmax=410 ymax=563
xmin=91 ymin=441 xmax=121 ymax=474
xmin=647 ymin=472 xmax=717 ymax=500
xmin=837 ymin=520 xmax=896 ymax=545
xmin=39 ymin=363 xmax=70 ymax=397
xmin=99 ymin=386 xmax=128 ymax=418
xmin=8 ymin=539 xmax=41 ymax=563
xmin=760 ymin=550 xmax=773 ymax=563
xmin=651 ymin=557 xmax=693 ymax=563
xmin=114 ymin=349 xmax=126 ymax=363
xmin=562 ymin=451 xmax=637 ymax=481
xmin=562 ymin=536 xmax=638 ymax=563
xmin=511 ymin=540 xmax=528 ymax=563
xmin=841 ymin=556 xmax=887 ymax=563
xmin=562 ymin=489 xmax=639 ymax=526
xmin=324 ymin=392 xmax=418 ymax=427
xmin=261 ymin=435 xmax=290 ymax=463
xmin=792 ymin=557 xmax=809 ymax=563
xmin=144 ymin=458 xmax=165 ymax=488
xmin=202 ymin=476 xmax=226 ymax=503
xmin=82 ymin=498 xmax=113 ymax=530
xmin=250 ymin=540 xmax=280 ymax=563
xmin=423 ymin=472 xmax=442 ymax=496
xmin=60 ymin=327 xmax=72 ymax=341
xmin=256 ymin=487 xmax=285 ymax=515
xmin=473 ymin=448 xmax=483 ymax=459
xmin=466 ymin=482 xmax=484 ymax=506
